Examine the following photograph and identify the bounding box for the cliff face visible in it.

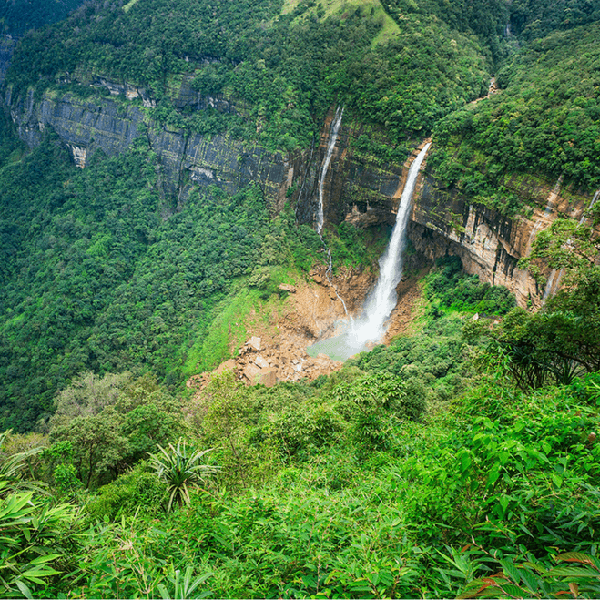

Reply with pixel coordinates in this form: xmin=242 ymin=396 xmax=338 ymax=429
xmin=5 ymin=84 xmax=294 ymax=210
xmin=302 ymin=113 xmax=595 ymax=308
xmin=408 ymin=172 xmax=594 ymax=308
xmin=6 ymin=88 xmax=594 ymax=306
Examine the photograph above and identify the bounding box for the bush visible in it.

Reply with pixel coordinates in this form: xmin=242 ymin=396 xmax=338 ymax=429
xmin=86 ymin=464 xmax=167 ymax=520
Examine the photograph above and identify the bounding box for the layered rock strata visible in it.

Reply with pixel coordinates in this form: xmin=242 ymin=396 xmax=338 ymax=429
xmin=5 ymin=87 xmax=596 ymax=307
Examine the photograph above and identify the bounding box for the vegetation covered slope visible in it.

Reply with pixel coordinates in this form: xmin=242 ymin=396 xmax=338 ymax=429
xmin=428 ymin=20 xmax=600 ymax=214
xmin=1 ymin=261 xmax=598 ymax=598
xmin=1 ymin=1 xmax=600 ymax=597
xmin=6 ymin=0 xmax=502 ymax=148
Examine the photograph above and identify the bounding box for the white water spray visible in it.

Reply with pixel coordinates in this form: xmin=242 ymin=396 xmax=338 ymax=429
xmin=308 ymin=142 xmax=431 ymax=360
xmin=350 ymin=142 xmax=432 ymax=344
xmin=579 ymin=188 xmax=600 ymax=225
xmin=544 ymin=175 xmax=563 ymax=216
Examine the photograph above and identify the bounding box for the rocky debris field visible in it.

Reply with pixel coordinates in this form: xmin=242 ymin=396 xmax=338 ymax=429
xmin=188 ymin=265 xmax=422 ymax=395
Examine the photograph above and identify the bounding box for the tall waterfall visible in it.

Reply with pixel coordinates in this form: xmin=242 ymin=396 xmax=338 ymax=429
xmin=317 ymin=106 xmax=344 ymax=234
xmin=351 ymin=142 xmax=431 ymax=344
xmin=308 ymin=142 xmax=431 ymax=361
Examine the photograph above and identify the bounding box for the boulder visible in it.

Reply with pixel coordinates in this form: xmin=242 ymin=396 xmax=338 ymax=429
xmin=258 ymin=368 xmax=278 ymax=387
xmin=254 ymin=355 xmax=270 ymax=369
xmin=243 ymin=363 xmax=261 ymax=384
xmin=247 ymin=336 xmax=261 ymax=351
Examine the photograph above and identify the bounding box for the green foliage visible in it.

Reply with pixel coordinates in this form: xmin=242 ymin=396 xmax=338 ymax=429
xmin=328 ymin=371 xmax=419 ymax=452
xmin=0 ymin=482 xmax=77 ymax=598
xmin=149 ymin=439 xmax=219 ymax=511
xmin=431 ymin=22 xmax=600 ymax=198
xmin=0 ymin=137 xmax=272 ymax=431
xmin=425 ymin=256 xmax=516 ymax=316
xmin=6 ymin=0 xmax=499 ymax=148
xmin=86 ymin=463 xmax=166 ymax=521
xmin=0 ymin=0 xmax=86 ymax=36
xmin=49 ymin=372 xmax=186 ymax=489
xmin=510 ymin=0 xmax=600 ymax=40
xmin=0 ymin=430 xmax=44 ymax=492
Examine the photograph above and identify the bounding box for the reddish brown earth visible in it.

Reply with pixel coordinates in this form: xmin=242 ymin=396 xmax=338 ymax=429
xmin=187 ymin=266 xmax=423 ymax=395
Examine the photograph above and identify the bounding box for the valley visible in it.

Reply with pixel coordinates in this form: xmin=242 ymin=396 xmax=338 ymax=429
xmin=0 ymin=0 xmax=599 ymax=597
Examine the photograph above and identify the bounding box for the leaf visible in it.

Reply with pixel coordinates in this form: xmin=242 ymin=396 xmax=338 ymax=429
xmin=486 ymin=467 xmax=500 ymax=488
xmin=547 ymin=567 xmax=598 ymax=578
xmin=15 ymin=580 xmax=33 ymax=599
xmin=556 ymin=553 xmax=596 ymax=566
xmin=21 ymin=564 xmax=61 ymax=584
xmin=499 ymin=582 xmax=528 ymax=597
xmin=520 ymin=568 xmax=541 ymax=593
xmin=499 ymin=559 xmax=521 ymax=585
xmin=30 ymin=553 xmax=61 ymax=565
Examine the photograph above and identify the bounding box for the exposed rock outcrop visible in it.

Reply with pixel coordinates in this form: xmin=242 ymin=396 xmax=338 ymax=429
xmin=5 ymin=86 xmax=295 ymax=208
xmin=409 ymin=172 xmax=594 ymax=308
xmin=6 ymin=85 xmax=597 ymax=307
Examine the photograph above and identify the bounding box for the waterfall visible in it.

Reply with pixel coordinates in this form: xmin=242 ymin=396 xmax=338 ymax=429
xmin=579 ymin=188 xmax=600 ymax=225
xmin=543 ymin=269 xmax=557 ymax=301
xmin=317 ymin=106 xmax=344 ymax=234
xmin=544 ymin=189 xmax=600 ymax=303
xmin=350 ymin=142 xmax=432 ymax=344
xmin=307 ymin=142 xmax=431 ymax=361
xmin=544 ymin=175 xmax=563 ymax=216
xmin=314 ymin=107 xmax=349 ymax=317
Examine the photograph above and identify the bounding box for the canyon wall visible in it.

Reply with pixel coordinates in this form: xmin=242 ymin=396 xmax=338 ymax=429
xmin=5 ymin=84 xmax=295 ymax=211
xmin=408 ymin=173 xmax=594 ymax=308
xmin=5 ymin=87 xmax=595 ymax=306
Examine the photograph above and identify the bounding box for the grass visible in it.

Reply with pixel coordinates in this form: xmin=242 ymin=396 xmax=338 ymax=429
xmin=279 ymin=0 xmax=400 ymax=46
xmin=181 ymin=268 xmax=300 ymax=378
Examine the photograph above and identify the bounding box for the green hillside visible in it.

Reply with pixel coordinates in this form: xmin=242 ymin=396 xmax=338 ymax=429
xmin=429 ymin=22 xmax=600 ymax=214
xmin=1 ymin=0 xmax=600 ymax=597
xmin=6 ymin=0 xmax=500 ymax=147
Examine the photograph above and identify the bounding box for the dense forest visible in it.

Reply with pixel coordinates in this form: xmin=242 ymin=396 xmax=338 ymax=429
xmin=1 ymin=0 xmax=600 ymax=597
xmin=0 ymin=0 xmax=87 ymax=37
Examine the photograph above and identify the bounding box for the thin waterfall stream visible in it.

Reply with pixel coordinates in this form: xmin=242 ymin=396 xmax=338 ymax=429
xmin=308 ymin=142 xmax=432 ymax=361
xmin=314 ymin=107 xmax=350 ymax=317
xmin=544 ymin=187 xmax=600 ymax=302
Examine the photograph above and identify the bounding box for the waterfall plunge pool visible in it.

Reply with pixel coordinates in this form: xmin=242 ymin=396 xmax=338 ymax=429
xmin=306 ymin=320 xmax=377 ymax=362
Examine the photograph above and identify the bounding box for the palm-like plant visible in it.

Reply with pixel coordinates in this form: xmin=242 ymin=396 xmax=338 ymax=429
xmin=148 ymin=439 xmax=219 ymax=511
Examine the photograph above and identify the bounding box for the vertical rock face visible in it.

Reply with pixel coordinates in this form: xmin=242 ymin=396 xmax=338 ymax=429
xmin=5 ymin=87 xmax=595 ymax=305
xmin=295 ymin=108 xmax=407 ymax=229
xmin=5 ymin=85 xmax=295 ymax=210
xmin=408 ymin=172 xmax=593 ymax=307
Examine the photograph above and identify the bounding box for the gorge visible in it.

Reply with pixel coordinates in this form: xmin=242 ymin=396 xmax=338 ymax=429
xmin=1 ymin=1 xmax=599 ymax=596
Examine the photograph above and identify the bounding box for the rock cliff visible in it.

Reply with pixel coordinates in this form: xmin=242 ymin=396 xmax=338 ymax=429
xmin=5 ymin=84 xmax=294 ymax=210
xmin=408 ymin=171 xmax=595 ymax=308
xmin=5 ymin=86 xmax=595 ymax=306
